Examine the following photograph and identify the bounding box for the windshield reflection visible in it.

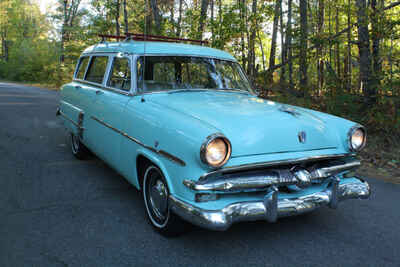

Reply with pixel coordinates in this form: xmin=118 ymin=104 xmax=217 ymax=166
xmin=137 ymin=56 xmax=253 ymax=94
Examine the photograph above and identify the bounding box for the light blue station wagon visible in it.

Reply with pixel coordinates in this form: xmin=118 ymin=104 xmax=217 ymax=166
xmin=57 ymin=37 xmax=370 ymax=236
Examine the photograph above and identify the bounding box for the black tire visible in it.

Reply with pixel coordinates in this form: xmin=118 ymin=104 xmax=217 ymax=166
xmin=142 ymin=165 xmax=187 ymax=237
xmin=70 ymin=133 xmax=89 ymax=160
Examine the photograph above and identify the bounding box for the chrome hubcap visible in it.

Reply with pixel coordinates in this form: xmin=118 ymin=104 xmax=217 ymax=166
xmin=149 ymin=179 xmax=168 ymax=220
xmin=71 ymin=134 xmax=79 ymax=153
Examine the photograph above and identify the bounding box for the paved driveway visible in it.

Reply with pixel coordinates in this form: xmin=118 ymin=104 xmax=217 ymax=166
xmin=1 ymin=82 xmax=399 ymax=266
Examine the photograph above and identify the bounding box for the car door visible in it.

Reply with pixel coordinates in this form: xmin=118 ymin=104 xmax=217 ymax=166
xmin=83 ymin=54 xmax=132 ymax=170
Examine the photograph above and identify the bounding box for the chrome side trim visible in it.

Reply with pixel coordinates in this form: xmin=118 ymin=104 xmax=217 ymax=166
xmin=73 ymin=79 xmax=133 ymax=96
xmin=170 ymin=178 xmax=371 ymax=231
xmin=90 ymin=116 xmax=185 ymax=166
xmin=185 ymin=159 xmax=361 ymax=193
xmin=199 ymin=153 xmax=356 ymax=181
xmin=57 ymin=110 xmax=85 ymax=138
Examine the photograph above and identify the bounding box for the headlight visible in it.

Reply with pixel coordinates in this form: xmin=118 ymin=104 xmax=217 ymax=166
xmin=348 ymin=125 xmax=366 ymax=151
xmin=200 ymin=134 xmax=231 ymax=168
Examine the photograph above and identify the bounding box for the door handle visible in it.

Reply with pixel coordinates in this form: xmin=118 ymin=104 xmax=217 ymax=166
xmin=95 ymin=90 xmax=104 ymax=95
xmin=74 ymin=85 xmax=82 ymax=89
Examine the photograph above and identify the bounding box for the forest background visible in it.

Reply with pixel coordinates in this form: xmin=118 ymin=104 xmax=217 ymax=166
xmin=0 ymin=0 xmax=399 ymax=177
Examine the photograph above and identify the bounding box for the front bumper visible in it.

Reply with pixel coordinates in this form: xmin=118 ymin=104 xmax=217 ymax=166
xmin=169 ymin=177 xmax=370 ymax=231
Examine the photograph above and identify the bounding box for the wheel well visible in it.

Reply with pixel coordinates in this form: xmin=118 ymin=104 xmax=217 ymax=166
xmin=136 ymin=155 xmax=154 ymax=190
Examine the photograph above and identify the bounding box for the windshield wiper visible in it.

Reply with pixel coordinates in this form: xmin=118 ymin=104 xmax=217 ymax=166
xmin=219 ymin=88 xmax=253 ymax=95
xmin=167 ymin=89 xmax=208 ymax=94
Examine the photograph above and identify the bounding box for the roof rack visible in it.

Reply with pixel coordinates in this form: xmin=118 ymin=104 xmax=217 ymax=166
xmin=98 ymin=33 xmax=208 ymax=45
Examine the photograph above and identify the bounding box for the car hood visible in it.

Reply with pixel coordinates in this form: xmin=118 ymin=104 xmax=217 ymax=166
xmin=147 ymin=91 xmax=339 ymax=157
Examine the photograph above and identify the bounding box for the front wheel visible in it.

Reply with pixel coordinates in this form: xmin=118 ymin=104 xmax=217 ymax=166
xmin=142 ymin=165 xmax=186 ymax=237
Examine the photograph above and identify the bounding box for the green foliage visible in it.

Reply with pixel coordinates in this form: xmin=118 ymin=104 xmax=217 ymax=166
xmin=0 ymin=0 xmax=399 ymax=135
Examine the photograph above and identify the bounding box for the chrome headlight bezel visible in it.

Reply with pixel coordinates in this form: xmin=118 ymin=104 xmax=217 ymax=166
xmin=347 ymin=125 xmax=367 ymax=152
xmin=200 ymin=133 xmax=232 ymax=168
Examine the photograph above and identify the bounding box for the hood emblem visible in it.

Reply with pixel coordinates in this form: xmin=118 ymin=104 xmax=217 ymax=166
xmin=298 ymin=131 xmax=306 ymax=143
xmin=279 ymin=105 xmax=301 ymax=117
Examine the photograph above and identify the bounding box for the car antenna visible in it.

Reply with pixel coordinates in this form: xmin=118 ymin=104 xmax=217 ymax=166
xmin=141 ymin=0 xmax=148 ymax=103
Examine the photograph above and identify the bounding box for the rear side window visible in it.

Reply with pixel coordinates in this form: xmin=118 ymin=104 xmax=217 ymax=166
xmin=107 ymin=57 xmax=131 ymax=91
xmin=76 ymin=57 xmax=89 ymax=80
xmin=85 ymin=56 xmax=109 ymax=84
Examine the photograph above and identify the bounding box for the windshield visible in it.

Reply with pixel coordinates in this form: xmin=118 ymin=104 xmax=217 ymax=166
xmin=137 ymin=56 xmax=253 ymax=93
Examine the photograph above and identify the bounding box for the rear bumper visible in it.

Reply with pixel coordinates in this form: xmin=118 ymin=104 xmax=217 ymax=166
xmin=169 ymin=177 xmax=370 ymax=231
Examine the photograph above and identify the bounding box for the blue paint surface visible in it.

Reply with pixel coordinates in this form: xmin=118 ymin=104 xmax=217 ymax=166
xmin=59 ymin=42 xmax=363 ymax=210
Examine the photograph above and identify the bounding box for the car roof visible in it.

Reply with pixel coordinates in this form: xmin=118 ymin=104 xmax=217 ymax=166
xmin=82 ymin=41 xmax=236 ymax=61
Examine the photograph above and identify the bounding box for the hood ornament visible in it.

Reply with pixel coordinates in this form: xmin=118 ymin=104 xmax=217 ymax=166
xmin=298 ymin=131 xmax=306 ymax=143
xmin=279 ymin=105 xmax=301 ymax=117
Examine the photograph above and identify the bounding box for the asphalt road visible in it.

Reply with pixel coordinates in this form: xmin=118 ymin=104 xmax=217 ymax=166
xmin=1 ymin=82 xmax=399 ymax=267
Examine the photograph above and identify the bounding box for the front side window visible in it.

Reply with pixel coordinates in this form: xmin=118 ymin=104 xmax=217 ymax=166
xmin=85 ymin=56 xmax=109 ymax=84
xmin=75 ymin=57 xmax=89 ymax=80
xmin=107 ymin=57 xmax=131 ymax=91
xmin=137 ymin=56 xmax=252 ymax=93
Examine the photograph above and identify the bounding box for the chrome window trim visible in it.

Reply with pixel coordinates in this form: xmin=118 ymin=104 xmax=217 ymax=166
xmin=74 ymin=56 xmax=91 ymax=80
xmin=73 ymin=53 xmax=134 ymax=96
xmin=133 ymin=54 xmax=255 ymax=95
xmin=199 ymin=153 xmax=356 ymax=181
xmin=91 ymin=115 xmax=186 ymax=166
xmin=104 ymin=54 xmax=134 ymax=95
xmin=82 ymin=54 xmax=111 ymax=85
xmin=72 ymin=79 xmax=132 ymax=96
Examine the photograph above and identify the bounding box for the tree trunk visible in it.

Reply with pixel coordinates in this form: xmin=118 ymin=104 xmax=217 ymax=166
xmin=245 ymin=0 xmax=250 ymax=74
xmin=328 ymin=2 xmax=332 ymax=66
xmin=335 ymin=7 xmax=340 ymax=80
xmin=317 ymin=0 xmax=325 ymax=91
xmin=210 ymin=0 xmax=214 ymax=43
xmin=248 ymin=0 xmax=257 ymax=80
xmin=60 ymin=0 xmax=68 ymax=63
xmin=198 ymin=0 xmax=209 ymax=40
xmin=1 ymin=30 xmax=8 ymax=62
xmin=279 ymin=0 xmax=285 ymax=83
xmin=356 ymin=0 xmax=375 ymax=103
xmin=287 ymin=0 xmax=293 ymax=87
xmin=123 ymin=0 xmax=128 ymax=35
xmin=267 ymin=0 xmax=281 ymax=83
xmin=176 ymin=0 xmax=183 ymax=37
xmin=389 ymin=32 xmax=393 ymax=90
xmin=150 ymin=0 xmax=161 ymax=34
xmin=218 ymin=0 xmax=223 ymax=48
xmin=115 ymin=0 xmax=120 ymax=36
xmin=257 ymin=31 xmax=266 ymax=71
xmin=299 ymin=0 xmax=308 ymax=91
xmin=371 ymin=0 xmax=384 ymax=86
xmin=346 ymin=0 xmax=352 ymax=91
xmin=239 ymin=0 xmax=246 ymax=70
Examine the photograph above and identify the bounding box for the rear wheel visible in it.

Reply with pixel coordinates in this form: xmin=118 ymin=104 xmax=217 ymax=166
xmin=70 ymin=133 xmax=89 ymax=160
xmin=142 ymin=165 xmax=186 ymax=237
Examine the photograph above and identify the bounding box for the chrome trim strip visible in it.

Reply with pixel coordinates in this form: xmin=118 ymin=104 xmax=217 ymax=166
xmin=73 ymin=79 xmax=133 ymax=96
xmin=310 ymin=160 xmax=361 ymax=179
xmin=57 ymin=110 xmax=85 ymax=139
xmin=58 ymin=110 xmax=79 ymax=127
xmin=185 ymin=159 xmax=361 ymax=193
xmin=170 ymin=178 xmax=371 ymax=231
xmin=199 ymin=153 xmax=356 ymax=181
xmin=90 ymin=116 xmax=185 ymax=166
